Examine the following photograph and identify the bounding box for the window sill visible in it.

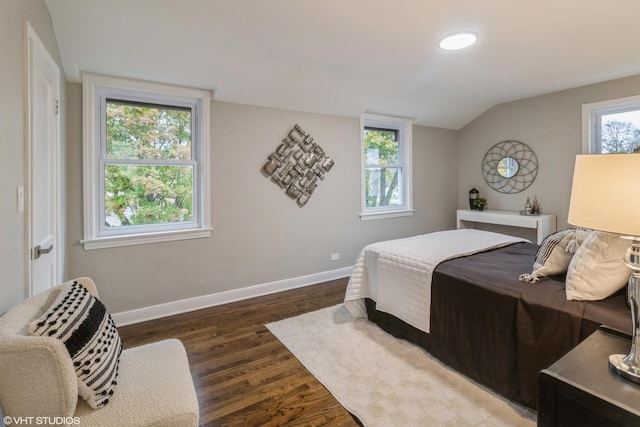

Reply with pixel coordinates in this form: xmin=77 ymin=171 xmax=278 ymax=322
xmin=360 ymin=209 xmax=414 ymax=221
xmin=81 ymin=227 xmax=213 ymax=250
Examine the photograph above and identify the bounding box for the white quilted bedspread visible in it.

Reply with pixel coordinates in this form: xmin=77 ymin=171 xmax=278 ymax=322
xmin=344 ymin=229 xmax=528 ymax=333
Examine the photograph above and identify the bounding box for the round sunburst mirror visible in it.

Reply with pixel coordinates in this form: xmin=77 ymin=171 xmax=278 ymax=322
xmin=482 ymin=141 xmax=538 ymax=194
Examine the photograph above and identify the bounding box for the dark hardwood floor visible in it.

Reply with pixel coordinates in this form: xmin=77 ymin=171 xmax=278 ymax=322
xmin=118 ymin=278 xmax=359 ymax=427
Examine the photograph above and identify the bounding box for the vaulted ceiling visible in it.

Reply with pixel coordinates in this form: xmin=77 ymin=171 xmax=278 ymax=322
xmin=45 ymin=0 xmax=640 ymax=129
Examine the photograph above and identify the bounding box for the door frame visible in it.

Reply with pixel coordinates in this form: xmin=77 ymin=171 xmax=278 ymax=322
xmin=24 ymin=21 xmax=62 ymax=297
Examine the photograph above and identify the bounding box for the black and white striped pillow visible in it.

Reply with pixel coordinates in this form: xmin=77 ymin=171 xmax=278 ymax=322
xmin=28 ymin=281 xmax=122 ymax=409
xmin=519 ymin=228 xmax=591 ymax=283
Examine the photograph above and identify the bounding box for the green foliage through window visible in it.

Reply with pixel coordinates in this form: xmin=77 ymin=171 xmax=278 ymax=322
xmin=364 ymin=127 xmax=401 ymax=208
xmin=104 ymin=100 xmax=194 ymax=227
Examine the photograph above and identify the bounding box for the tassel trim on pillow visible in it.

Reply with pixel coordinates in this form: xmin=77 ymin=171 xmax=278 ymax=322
xmin=519 ymin=273 xmax=540 ymax=283
xmin=518 ymin=228 xmax=591 ymax=284
xmin=565 ymin=234 xmax=581 ymax=254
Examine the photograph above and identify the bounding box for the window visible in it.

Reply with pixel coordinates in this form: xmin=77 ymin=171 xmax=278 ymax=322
xmin=582 ymin=95 xmax=640 ymax=154
xmin=82 ymin=74 xmax=211 ymax=249
xmin=360 ymin=113 xmax=413 ymax=220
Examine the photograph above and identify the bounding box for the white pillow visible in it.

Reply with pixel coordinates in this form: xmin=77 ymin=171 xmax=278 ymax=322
xmin=565 ymin=231 xmax=631 ymax=301
xmin=519 ymin=228 xmax=590 ymax=283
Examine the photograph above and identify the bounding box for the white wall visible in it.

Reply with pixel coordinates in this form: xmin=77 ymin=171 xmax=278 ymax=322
xmin=66 ymin=93 xmax=458 ymax=313
xmin=457 ymin=74 xmax=640 ymax=237
xmin=0 ymin=0 xmax=65 ymax=314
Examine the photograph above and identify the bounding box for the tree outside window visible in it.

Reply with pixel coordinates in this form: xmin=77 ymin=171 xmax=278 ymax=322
xmin=82 ymin=73 xmax=211 ymax=249
xmin=583 ymin=97 xmax=640 ymax=154
xmin=360 ymin=113 xmax=413 ymax=220
xmin=364 ymin=127 xmax=402 ymax=208
xmin=599 ymin=111 xmax=640 ymax=153
xmin=104 ymin=101 xmax=194 ymax=227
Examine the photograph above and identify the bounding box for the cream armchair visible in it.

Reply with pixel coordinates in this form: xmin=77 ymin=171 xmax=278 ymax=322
xmin=0 ymin=278 xmax=199 ymax=426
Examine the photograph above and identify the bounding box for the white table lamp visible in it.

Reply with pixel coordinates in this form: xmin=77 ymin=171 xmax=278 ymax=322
xmin=568 ymin=153 xmax=640 ymax=384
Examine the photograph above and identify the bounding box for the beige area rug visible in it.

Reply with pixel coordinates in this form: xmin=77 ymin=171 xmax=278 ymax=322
xmin=266 ymin=304 xmax=536 ymax=427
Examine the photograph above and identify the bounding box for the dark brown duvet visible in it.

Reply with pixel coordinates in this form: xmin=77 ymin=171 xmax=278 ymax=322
xmin=365 ymin=242 xmax=631 ymax=408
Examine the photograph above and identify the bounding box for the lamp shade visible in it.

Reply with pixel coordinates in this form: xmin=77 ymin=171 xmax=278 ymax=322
xmin=568 ymin=153 xmax=640 ymax=236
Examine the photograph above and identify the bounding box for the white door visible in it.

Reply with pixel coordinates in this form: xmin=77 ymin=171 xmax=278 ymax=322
xmin=26 ymin=23 xmax=61 ymax=296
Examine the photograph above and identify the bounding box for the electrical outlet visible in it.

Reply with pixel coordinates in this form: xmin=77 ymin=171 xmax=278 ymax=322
xmin=330 ymin=253 xmax=340 ymax=261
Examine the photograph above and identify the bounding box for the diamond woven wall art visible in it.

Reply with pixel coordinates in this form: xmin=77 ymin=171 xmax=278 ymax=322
xmin=263 ymin=124 xmax=334 ymax=207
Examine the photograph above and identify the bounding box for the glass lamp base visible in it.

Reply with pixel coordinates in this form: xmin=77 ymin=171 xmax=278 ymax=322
xmin=608 ymin=354 xmax=640 ymax=385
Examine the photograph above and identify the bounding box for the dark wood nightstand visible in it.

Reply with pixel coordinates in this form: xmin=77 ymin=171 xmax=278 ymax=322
xmin=538 ymin=327 xmax=640 ymax=427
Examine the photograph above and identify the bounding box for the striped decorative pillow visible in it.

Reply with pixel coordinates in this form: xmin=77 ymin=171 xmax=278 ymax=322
xmin=519 ymin=228 xmax=591 ymax=283
xmin=28 ymin=281 xmax=122 ymax=409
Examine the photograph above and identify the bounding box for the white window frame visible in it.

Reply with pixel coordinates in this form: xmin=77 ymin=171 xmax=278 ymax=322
xmin=360 ymin=113 xmax=413 ymax=220
xmin=582 ymin=94 xmax=640 ymax=154
xmin=81 ymin=74 xmax=212 ymax=250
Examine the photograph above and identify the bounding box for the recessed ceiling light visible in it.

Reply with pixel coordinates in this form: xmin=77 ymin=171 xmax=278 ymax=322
xmin=438 ymin=32 xmax=478 ymax=50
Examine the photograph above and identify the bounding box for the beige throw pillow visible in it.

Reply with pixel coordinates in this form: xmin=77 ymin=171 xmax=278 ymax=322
xmin=519 ymin=228 xmax=590 ymax=283
xmin=565 ymin=231 xmax=631 ymax=301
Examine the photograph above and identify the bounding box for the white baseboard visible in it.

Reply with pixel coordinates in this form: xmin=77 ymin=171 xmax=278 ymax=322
xmin=112 ymin=266 xmax=352 ymax=327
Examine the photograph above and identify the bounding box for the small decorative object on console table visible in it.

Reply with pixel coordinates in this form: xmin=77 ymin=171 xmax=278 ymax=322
xmin=567 ymin=153 xmax=640 ymax=384
xmin=473 ymin=198 xmax=487 ymax=211
xmin=468 ymin=188 xmax=479 ymax=210
xmin=456 ymin=209 xmax=556 ymax=244
xmin=532 ymin=195 xmax=540 ymax=214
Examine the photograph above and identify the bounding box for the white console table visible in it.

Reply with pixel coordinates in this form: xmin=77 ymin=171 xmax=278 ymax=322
xmin=456 ymin=209 xmax=556 ymax=244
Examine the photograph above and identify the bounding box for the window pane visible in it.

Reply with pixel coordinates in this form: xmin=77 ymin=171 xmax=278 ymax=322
xmin=600 ymin=110 xmax=640 ymax=153
xmin=104 ymin=164 xmax=193 ymax=227
xmin=364 ymin=128 xmax=399 ymax=165
xmin=106 ymin=100 xmax=192 ymax=160
xmin=365 ymin=167 xmax=402 ymax=207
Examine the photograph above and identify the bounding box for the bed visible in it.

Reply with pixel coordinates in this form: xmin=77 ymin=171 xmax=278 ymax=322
xmin=344 ymin=229 xmax=631 ymax=408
